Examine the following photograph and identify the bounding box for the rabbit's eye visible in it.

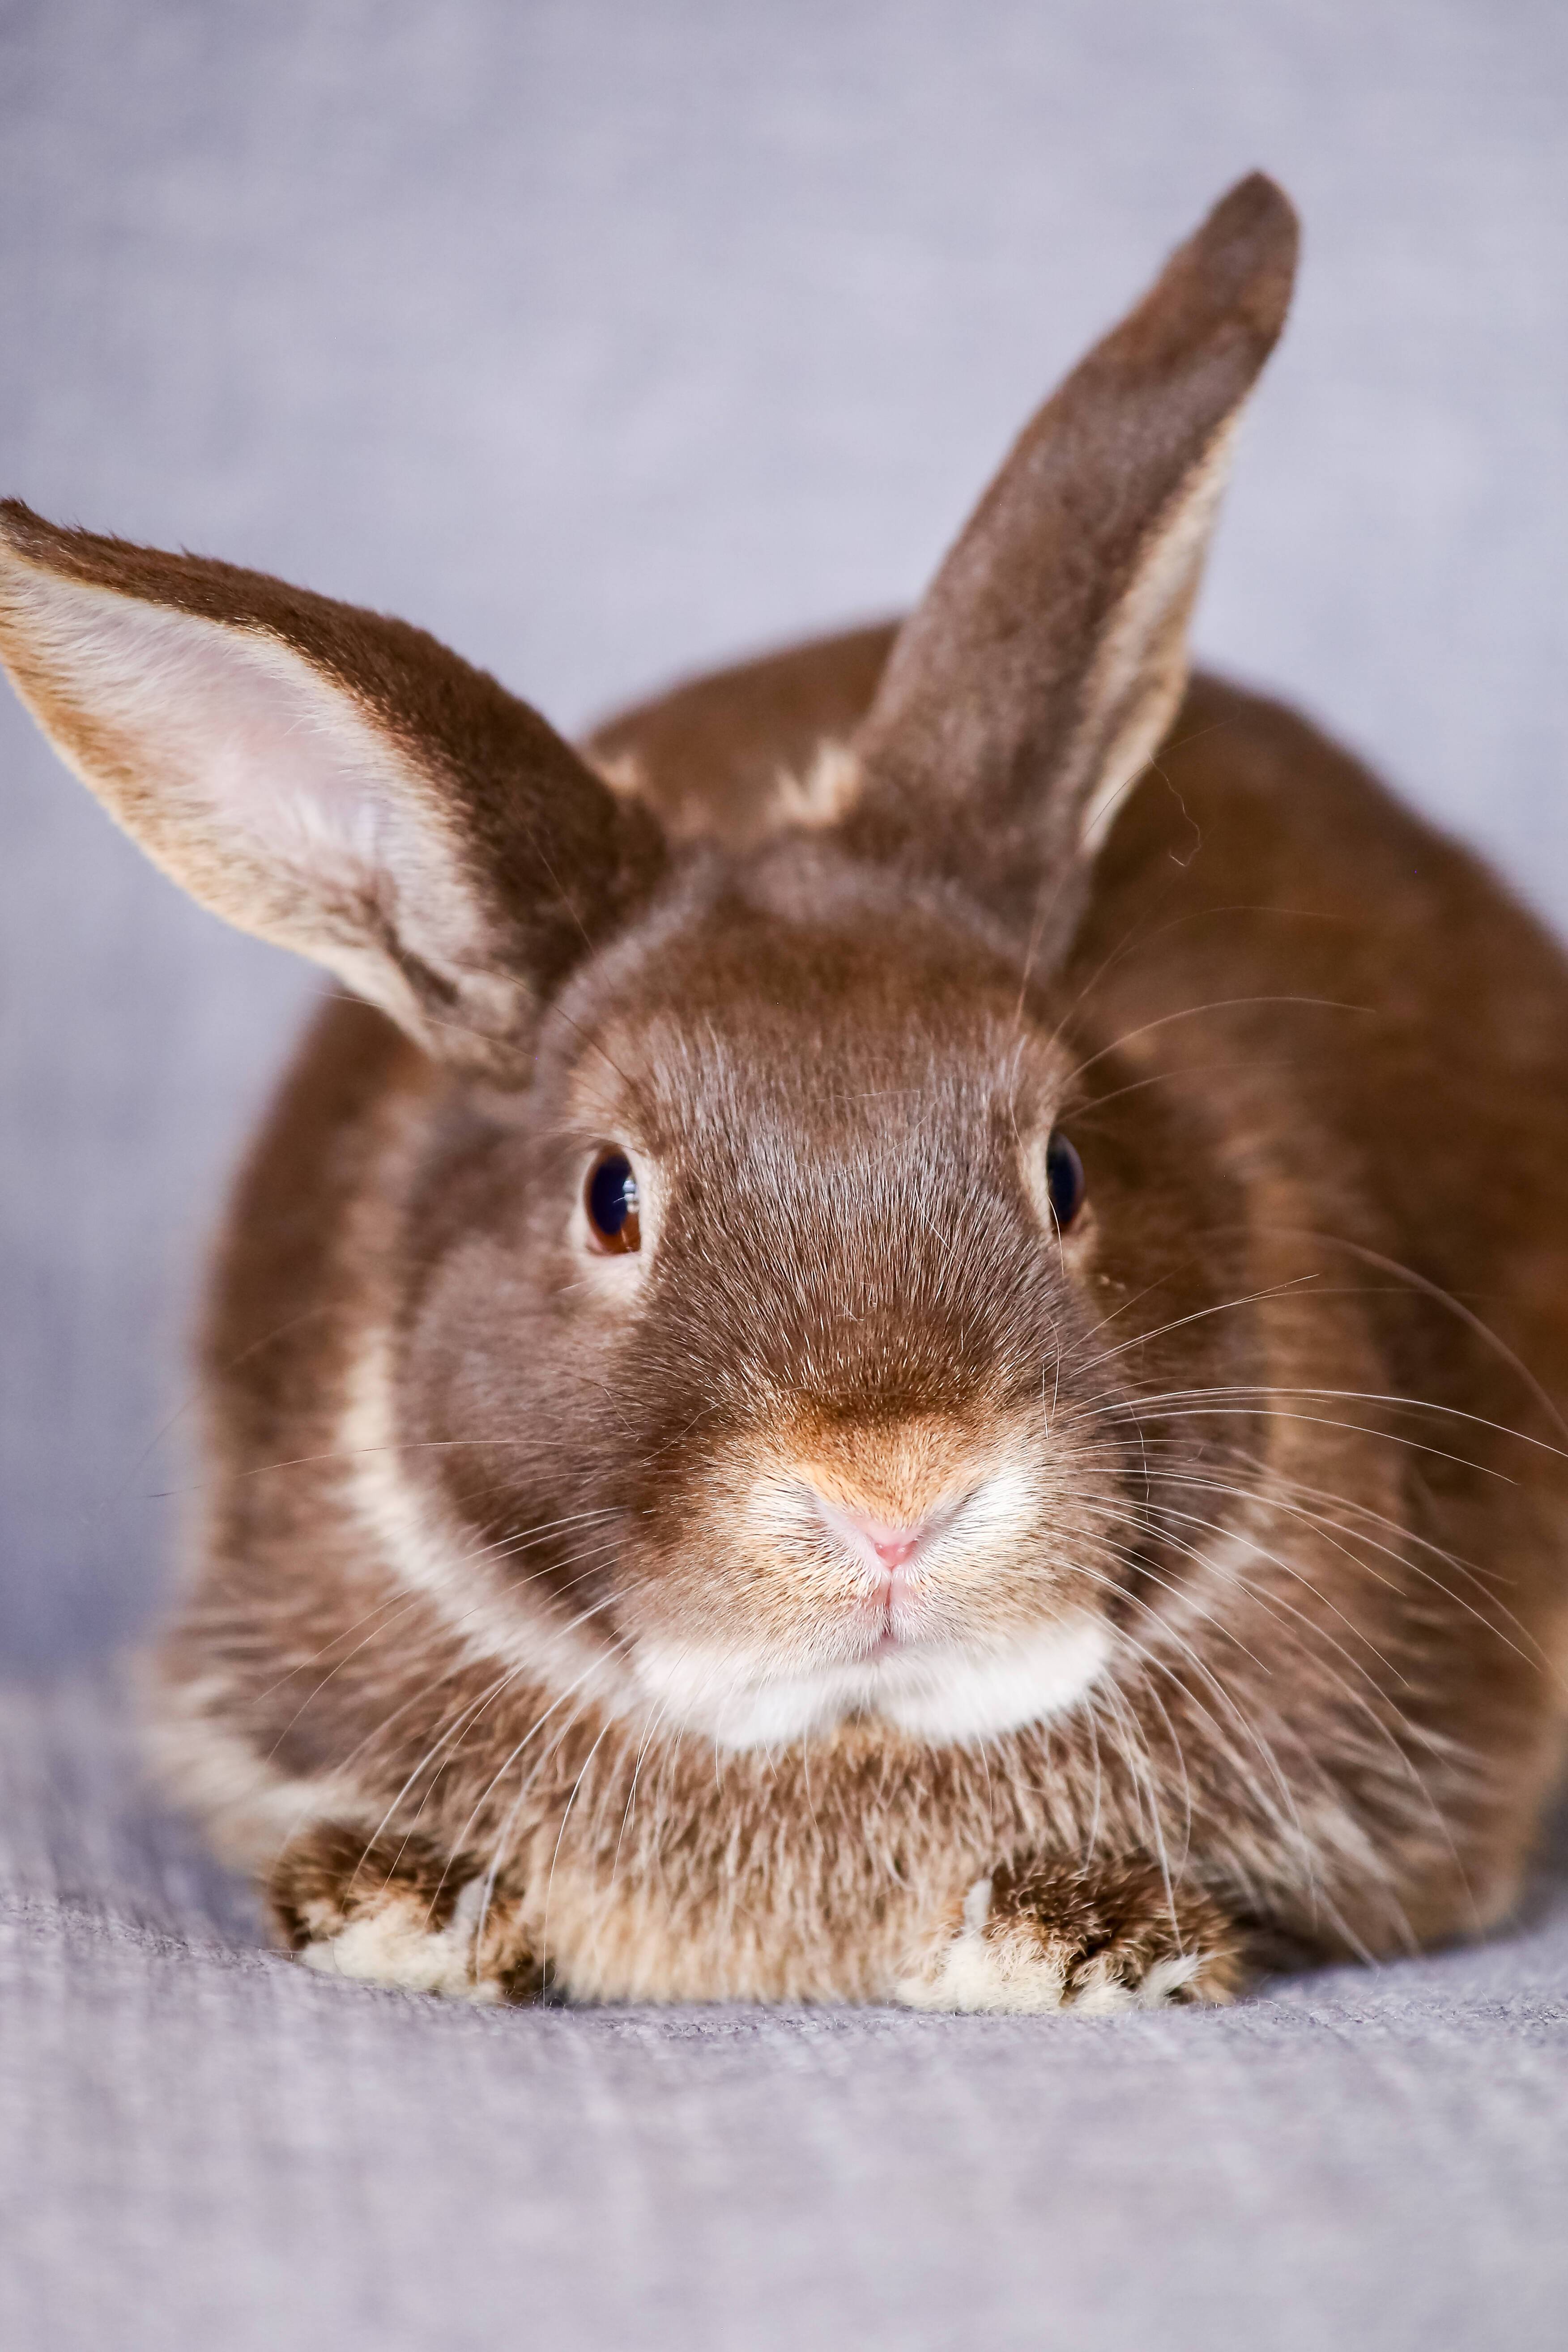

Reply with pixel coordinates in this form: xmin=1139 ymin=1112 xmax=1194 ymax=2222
xmin=585 ymin=1148 xmax=641 ymax=1254
xmin=1045 ymin=1131 xmax=1086 ymax=1232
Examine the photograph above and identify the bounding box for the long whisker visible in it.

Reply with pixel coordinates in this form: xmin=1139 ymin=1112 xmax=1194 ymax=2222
xmin=1060 ymin=994 xmax=1372 ymax=1091
xmin=1076 ymin=1378 xmax=1568 ymax=1468
xmin=1062 ymin=1275 xmax=1322 ymax=1380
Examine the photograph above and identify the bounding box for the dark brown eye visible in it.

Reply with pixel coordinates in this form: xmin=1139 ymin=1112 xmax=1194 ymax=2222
xmin=1045 ymin=1131 xmax=1086 ymax=1232
xmin=585 ymin=1148 xmax=641 ymax=1254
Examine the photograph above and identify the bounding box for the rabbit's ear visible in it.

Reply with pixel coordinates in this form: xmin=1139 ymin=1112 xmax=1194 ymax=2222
xmin=846 ymin=174 xmax=1298 ymax=956
xmin=0 ymin=507 xmax=666 ymax=1072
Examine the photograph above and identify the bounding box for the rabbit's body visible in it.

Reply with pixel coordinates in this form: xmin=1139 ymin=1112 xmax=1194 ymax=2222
xmin=7 ymin=177 xmax=1568 ymax=2009
xmin=155 ymin=647 xmax=1568 ymax=2003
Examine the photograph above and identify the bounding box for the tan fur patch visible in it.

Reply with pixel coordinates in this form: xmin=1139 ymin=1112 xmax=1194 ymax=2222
xmin=767 ymin=739 xmax=863 ymax=833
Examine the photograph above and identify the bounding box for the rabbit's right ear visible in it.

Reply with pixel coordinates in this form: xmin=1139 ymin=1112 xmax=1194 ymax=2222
xmin=844 ymin=174 xmax=1298 ymax=962
xmin=0 ymin=507 xmax=666 ymax=1074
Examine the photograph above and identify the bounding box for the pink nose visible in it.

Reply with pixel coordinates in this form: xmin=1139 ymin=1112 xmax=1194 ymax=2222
xmin=813 ymin=1494 xmax=932 ymax=1575
xmin=860 ymin=1521 xmax=924 ymax=1571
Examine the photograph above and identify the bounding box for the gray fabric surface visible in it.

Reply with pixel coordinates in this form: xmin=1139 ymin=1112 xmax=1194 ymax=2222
xmin=4 ymin=1676 xmax=1568 ymax=2351
xmin=4 ymin=7 xmax=1568 ymax=2347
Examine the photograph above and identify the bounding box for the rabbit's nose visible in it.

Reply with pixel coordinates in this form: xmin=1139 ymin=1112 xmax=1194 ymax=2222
xmin=861 ymin=1519 xmax=925 ymax=1570
xmin=811 ymin=1493 xmax=937 ymax=1575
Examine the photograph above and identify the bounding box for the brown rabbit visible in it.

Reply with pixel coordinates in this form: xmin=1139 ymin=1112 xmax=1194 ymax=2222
xmin=4 ymin=174 xmax=1567 ymax=2011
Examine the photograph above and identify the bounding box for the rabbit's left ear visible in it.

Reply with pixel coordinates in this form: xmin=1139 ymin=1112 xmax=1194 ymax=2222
xmin=844 ymin=173 xmax=1298 ymax=955
xmin=0 ymin=506 xmax=666 ymax=1072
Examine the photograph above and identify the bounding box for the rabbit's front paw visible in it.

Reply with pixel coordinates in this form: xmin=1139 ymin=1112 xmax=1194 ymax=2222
xmin=267 ymin=1824 xmax=542 ymax=2005
xmin=895 ymin=1855 xmax=1245 ymax=2015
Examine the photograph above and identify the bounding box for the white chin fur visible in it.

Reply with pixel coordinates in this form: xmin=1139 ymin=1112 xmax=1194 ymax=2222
xmin=631 ymin=1615 xmax=1112 ymax=1749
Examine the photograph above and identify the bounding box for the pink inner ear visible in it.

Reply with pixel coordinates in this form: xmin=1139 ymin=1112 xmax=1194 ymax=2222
xmin=0 ymin=554 xmax=525 ymax=1044
xmin=38 ymin=585 xmax=396 ymax=897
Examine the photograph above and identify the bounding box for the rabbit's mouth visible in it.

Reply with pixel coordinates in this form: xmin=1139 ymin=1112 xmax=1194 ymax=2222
xmin=626 ymin=1611 xmax=1112 ymax=1749
xmin=611 ymin=1424 xmax=1125 ymax=1745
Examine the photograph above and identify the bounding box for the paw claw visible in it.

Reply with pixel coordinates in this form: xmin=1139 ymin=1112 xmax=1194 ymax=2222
xmin=960 ymin=1874 xmax=994 ymax=1935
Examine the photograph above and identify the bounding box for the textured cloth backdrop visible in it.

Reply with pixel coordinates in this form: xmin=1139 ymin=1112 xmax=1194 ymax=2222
xmin=1 ymin=5 xmax=1566 ymax=2347
xmin=4 ymin=1678 xmax=1567 ymax=2352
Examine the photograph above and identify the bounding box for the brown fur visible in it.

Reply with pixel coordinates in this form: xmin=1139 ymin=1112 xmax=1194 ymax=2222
xmin=4 ymin=175 xmax=1568 ymax=2010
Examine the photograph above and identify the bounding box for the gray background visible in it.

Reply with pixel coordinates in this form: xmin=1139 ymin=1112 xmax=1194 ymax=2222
xmin=2 ymin=0 xmax=1565 ymax=1666
xmin=4 ymin=16 xmax=1568 ymax=2350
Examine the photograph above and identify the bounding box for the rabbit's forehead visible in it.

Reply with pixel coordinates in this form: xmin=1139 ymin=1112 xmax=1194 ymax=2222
xmin=560 ymin=903 xmax=1077 ymax=1148
xmin=571 ymin=1002 xmax=1071 ymax=1157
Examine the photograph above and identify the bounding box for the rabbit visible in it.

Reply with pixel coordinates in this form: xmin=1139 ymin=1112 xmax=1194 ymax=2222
xmin=4 ymin=170 xmax=1568 ymax=2013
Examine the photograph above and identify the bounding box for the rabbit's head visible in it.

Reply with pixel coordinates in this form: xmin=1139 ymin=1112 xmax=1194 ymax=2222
xmin=0 ymin=177 xmax=1296 ymax=1749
